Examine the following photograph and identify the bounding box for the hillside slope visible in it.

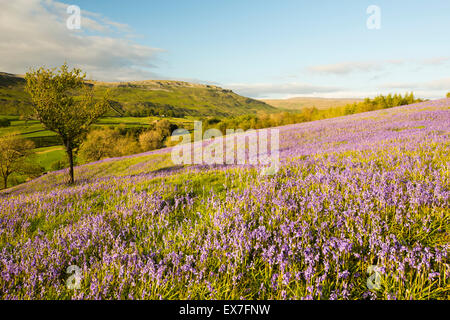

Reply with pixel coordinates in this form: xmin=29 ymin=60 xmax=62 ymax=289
xmin=0 ymin=73 xmax=275 ymax=117
xmin=0 ymin=99 xmax=449 ymax=300
xmin=0 ymin=73 xmax=32 ymax=115
xmin=5 ymin=98 xmax=449 ymax=194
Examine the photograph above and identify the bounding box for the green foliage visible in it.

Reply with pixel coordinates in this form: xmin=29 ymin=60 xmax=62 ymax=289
xmin=155 ymin=119 xmax=173 ymax=137
xmin=0 ymin=117 xmax=11 ymax=127
xmin=25 ymin=64 xmax=109 ymax=147
xmin=0 ymin=134 xmax=36 ymax=189
xmin=25 ymin=64 xmax=110 ymax=183
xmin=78 ymin=128 xmax=140 ymax=163
xmin=139 ymin=130 xmax=164 ymax=151
xmin=447 ymin=92 xmax=450 ymax=98
xmin=78 ymin=120 xmax=177 ymax=163
xmin=138 ymin=120 xmax=174 ymax=152
xmin=114 ymin=135 xmax=141 ymax=157
xmin=79 ymin=128 xmax=121 ymax=162
xmin=50 ymin=159 xmax=69 ymax=171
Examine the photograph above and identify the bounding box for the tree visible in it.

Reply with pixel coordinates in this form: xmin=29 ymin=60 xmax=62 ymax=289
xmin=139 ymin=130 xmax=164 ymax=151
xmin=50 ymin=159 xmax=69 ymax=171
xmin=155 ymin=119 xmax=172 ymax=137
xmin=113 ymin=135 xmax=141 ymax=157
xmin=138 ymin=119 xmax=175 ymax=152
xmin=25 ymin=64 xmax=110 ymax=184
xmin=0 ymin=134 xmax=35 ymax=189
xmin=78 ymin=128 xmax=120 ymax=162
xmin=79 ymin=128 xmax=140 ymax=163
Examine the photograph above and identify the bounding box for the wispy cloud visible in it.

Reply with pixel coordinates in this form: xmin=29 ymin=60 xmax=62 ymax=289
xmin=380 ymin=78 xmax=450 ymax=90
xmin=226 ymin=77 xmax=449 ymax=99
xmin=420 ymin=57 xmax=450 ymax=66
xmin=426 ymin=78 xmax=450 ymax=90
xmin=307 ymin=57 xmax=448 ymax=76
xmin=380 ymin=82 xmax=420 ymax=90
xmin=0 ymin=0 xmax=163 ymax=81
xmin=307 ymin=61 xmax=385 ymax=75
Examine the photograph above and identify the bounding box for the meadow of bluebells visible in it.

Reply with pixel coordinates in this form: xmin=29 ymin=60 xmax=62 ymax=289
xmin=0 ymin=99 xmax=449 ymax=299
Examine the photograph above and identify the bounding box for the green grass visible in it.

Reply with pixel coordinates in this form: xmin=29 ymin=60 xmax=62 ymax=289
xmin=35 ymin=146 xmax=66 ymax=171
xmin=0 ymin=120 xmax=48 ymax=136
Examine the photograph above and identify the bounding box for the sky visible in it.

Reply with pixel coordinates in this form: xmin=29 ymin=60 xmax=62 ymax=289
xmin=1 ymin=0 xmax=449 ymax=99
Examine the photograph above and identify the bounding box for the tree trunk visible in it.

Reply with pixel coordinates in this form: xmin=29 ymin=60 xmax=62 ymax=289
xmin=66 ymin=140 xmax=74 ymax=184
xmin=2 ymin=175 xmax=7 ymax=190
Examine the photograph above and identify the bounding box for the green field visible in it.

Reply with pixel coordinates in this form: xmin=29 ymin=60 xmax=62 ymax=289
xmin=34 ymin=146 xmax=66 ymax=172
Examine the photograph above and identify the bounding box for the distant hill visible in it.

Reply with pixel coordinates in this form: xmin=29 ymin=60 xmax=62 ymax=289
xmin=261 ymin=97 xmax=362 ymax=110
xmin=0 ymin=73 xmax=32 ymax=115
xmin=0 ymin=73 xmax=275 ymax=117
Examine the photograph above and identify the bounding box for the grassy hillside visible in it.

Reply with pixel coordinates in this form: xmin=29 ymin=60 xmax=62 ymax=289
xmin=0 ymin=73 xmax=275 ymax=117
xmin=7 ymin=98 xmax=448 ymax=192
xmin=1 ymin=99 xmax=448 ymax=300
xmin=262 ymin=97 xmax=362 ymax=110
xmin=34 ymin=146 xmax=66 ymax=171
xmin=0 ymin=73 xmax=32 ymax=115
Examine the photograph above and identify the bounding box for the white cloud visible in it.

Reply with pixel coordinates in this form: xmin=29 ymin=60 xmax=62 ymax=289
xmin=0 ymin=0 xmax=163 ymax=81
xmin=307 ymin=61 xmax=384 ymax=75
xmin=226 ymin=78 xmax=450 ymax=99
xmin=420 ymin=57 xmax=450 ymax=66
xmin=426 ymin=78 xmax=450 ymax=90
xmin=376 ymin=78 xmax=450 ymax=99
xmin=380 ymin=82 xmax=419 ymax=90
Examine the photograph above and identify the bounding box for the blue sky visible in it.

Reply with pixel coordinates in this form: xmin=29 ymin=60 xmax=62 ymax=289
xmin=1 ymin=0 xmax=449 ymax=98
